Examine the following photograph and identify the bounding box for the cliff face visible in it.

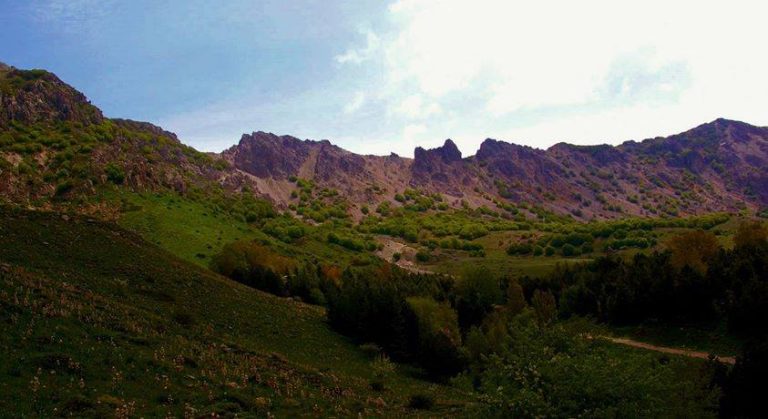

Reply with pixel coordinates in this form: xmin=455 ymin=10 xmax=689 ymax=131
xmin=224 ymin=119 xmax=768 ymax=219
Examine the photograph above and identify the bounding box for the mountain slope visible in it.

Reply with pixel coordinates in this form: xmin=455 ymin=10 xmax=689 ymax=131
xmin=0 ymin=207 xmax=473 ymax=416
xmin=228 ymin=120 xmax=767 ymax=220
xmin=1 ymin=61 xmax=765 ymax=221
xmin=0 ymin=63 xmax=260 ymax=211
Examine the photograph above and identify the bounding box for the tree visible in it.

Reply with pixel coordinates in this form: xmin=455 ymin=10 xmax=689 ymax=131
xmin=455 ymin=266 xmax=503 ymax=331
xmin=405 ymin=297 xmax=465 ymax=377
xmin=561 ymin=243 xmax=579 ymax=257
xmin=505 ymin=280 xmax=527 ymax=315
xmin=734 ymin=220 xmax=768 ymax=249
xmin=720 ymin=338 xmax=768 ymax=418
xmin=532 ymin=289 xmax=557 ymax=326
xmin=666 ymin=230 xmax=720 ymax=273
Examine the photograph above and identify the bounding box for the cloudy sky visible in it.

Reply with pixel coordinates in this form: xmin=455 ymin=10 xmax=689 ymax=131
xmin=1 ymin=0 xmax=767 ymax=156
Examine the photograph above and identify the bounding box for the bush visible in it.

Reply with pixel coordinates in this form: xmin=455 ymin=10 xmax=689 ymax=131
xmin=561 ymin=243 xmax=579 ymax=257
xmin=55 ymin=180 xmax=74 ymax=196
xmin=104 ymin=163 xmax=125 ymax=184
xmin=408 ymin=393 xmax=435 ymax=410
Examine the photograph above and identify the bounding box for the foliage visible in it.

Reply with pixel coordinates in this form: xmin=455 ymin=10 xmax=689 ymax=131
xmin=666 ymin=230 xmax=720 ymax=273
xmin=405 ymin=297 xmax=465 ymax=377
xmin=454 ymin=266 xmax=503 ymax=331
xmin=462 ymin=312 xmax=719 ymax=418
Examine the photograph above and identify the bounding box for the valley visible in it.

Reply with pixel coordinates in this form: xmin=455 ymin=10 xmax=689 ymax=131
xmin=1 ymin=62 xmax=766 ymax=417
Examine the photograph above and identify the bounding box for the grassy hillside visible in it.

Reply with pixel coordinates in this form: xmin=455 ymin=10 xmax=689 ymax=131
xmin=0 ymin=207 xmax=475 ymax=417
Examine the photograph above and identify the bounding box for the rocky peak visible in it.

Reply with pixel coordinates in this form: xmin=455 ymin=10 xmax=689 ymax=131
xmin=413 ymin=138 xmax=461 ymax=165
xmin=223 ymin=132 xmax=311 ymax=178
xmin=0 ymin=65 xmax=103 ymax=127
xmin=477 ymin=138 xmax=541 ymax=161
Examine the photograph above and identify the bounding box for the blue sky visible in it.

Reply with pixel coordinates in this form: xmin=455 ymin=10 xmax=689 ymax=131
xmin=2 ymin=0 xmax=768 ymax=156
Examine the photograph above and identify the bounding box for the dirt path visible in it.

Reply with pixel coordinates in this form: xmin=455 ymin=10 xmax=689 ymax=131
xmin=594 ymin=335 xmax=736 ymax=365
xmin=374 ymin=236 xmax=435 ymax=274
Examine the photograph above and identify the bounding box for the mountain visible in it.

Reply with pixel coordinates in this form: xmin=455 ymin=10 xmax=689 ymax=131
xmin=227 ymin=121 xmax=768 ymax=219
xmin=0 ymin=63 xmax=258 ymax=207
xmin=1 ymin=62 xmax=766 ymax=220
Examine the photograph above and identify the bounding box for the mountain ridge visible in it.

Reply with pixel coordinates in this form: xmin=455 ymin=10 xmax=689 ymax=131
xmin=1 ymin=62 xmax=766 ymax=220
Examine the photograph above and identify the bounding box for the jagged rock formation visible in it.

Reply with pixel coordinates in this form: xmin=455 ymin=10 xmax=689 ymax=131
xmin=1 ymin=62 xmax=766 ymax=219
xmin=225 ymin=119 xmax=768 ymax=219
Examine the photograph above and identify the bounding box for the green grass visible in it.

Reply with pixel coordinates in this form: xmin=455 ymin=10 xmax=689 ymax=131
xmin=0 ymin=207 xmax=475 ymax=416
xmin=104 ymin=191 xmax=382 ymax=271
xmin=422 ymin=231 xmax=591 ymax=277
xmin=108 ymin=191 xmax=268 ymax=267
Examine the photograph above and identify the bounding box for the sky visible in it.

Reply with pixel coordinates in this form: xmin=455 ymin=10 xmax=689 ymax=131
xmin=1 ymin=0 xmax=768 ymax=156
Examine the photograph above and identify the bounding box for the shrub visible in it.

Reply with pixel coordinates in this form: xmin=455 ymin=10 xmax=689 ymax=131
xmin=104 ymin=163 xmax=125 ymax=184
xmin=408 ymin=393 xmax=435 ymax=410
xmin=532 ymin=289 xmax=557 ymax=326
xmin=55 ymin=180 xmax=74 ymax=196
xmin=561 ymin=243 xmax=578 ymax=257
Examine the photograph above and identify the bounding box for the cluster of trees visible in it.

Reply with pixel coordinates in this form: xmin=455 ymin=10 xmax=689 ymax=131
xmin=262 ymin=215 xmax=306 ymax=243
xmin=521 ymin=223 xmax=767 ymax=332
xmin=287 ymin=178 xmax=350 ymax=222
xmin=508 ymin=231 xmax=596 ymax=257
xmin=394 ymin=188 xmax=443 ymax=212
xmin=327 ymin=231 xmax=378 ymax=252
xmin=324 ymin=263 xmax=723 ymax=415
xmin=210 ymin=240 xmax=336 ymax=305
xmin=213 ymin=221 xmax=767 ymax=416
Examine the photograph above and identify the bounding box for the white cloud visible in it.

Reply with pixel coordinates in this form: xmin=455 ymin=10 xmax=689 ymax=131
xmin=402 ymin=123 xmax=427 ymax=143
xmin=394 ymin=94 xmax=441 ymax=119
xmin=343 ymin=91 xmax=366 ymax=114
xmin=335 ymin=28 xmax=380 ymax=65
xmin=334 ymin=0 xmax=768 ymax=151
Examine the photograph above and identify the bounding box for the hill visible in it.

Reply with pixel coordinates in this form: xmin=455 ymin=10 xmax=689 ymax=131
xmin=0 ymin=206 xmax=474 ymax=416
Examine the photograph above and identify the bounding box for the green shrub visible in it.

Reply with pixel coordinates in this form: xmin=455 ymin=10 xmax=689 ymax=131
xmin=561 ymin=243 xmax=579 ymax=257
xmin=104 ymin=163 xmax=125 ymax=184
xmin=408 ymin=393 xmax=435 ymax=410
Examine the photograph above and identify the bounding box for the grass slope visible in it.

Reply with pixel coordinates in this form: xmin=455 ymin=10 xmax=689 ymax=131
xmin=0 ymin=207 xmax=474 ymax=417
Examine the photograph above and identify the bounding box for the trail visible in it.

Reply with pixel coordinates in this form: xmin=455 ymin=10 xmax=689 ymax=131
xmin=594 ymin=335 xmax=736 ymax=365
xmin=374 ymin=236 xmax=436 ymax=274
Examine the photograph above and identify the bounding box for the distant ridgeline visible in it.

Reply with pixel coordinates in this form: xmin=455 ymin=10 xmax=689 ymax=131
xmin=1 ymin=62 xmax=767 ymax=221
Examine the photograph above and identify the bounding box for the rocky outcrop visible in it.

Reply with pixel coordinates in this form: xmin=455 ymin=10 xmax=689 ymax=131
xmin=410 ymin=139 xmax=470 ymax=195
xmin=222 ymin=132 xmax=311 ymax=178
xmin=0 ymin=64 xmax=103 ymax=127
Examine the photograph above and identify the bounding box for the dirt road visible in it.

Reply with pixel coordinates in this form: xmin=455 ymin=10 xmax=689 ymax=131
xmin=596 ymin=335 xmax=736 ymax=365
